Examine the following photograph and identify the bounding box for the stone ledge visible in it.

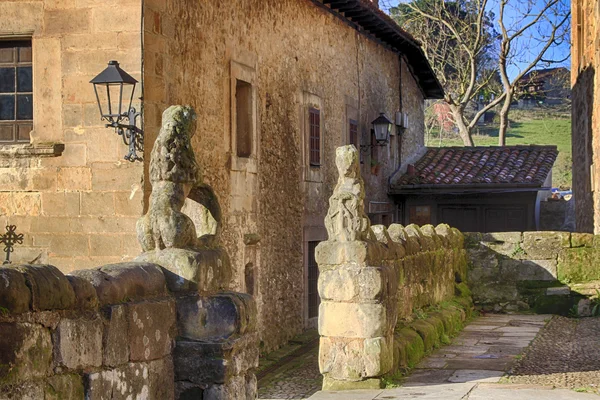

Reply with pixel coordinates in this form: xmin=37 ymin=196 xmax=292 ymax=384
xmin=0 ymin=143 xmax=65 ymax=158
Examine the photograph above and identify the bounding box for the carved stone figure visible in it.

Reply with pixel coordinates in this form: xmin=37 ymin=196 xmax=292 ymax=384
xmin=324 ymin=145 xmax=371 ymax=242
xmin=137 ymin=105 xmax=201 ymax=251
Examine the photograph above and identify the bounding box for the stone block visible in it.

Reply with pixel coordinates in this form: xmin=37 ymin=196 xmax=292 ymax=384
xmin=522 ymin=231 xmax=570 ymax=259
xmin=41 ymin=192 xmax=80 ymax=217
xmin=135 ymin=248 xmax=230 ymax=293
xmin=176 ymin=292 xmax=257 ymax=341
xmin=0 ymin=381 xmax=45 ymax=399
xmin=86 ymin=358 xmax=174 ymax=400
xmin=0 ymin=268 xmax=31 ymax=314
xmin=319 ymin=336 xmax=392 ymax=380
xmin=394 ymin=327 xmax=425 ymax=368
xmin=318 ymin=302 xmax=387 ymax=338
xmin=503 ymin=259 xmax=558 ymax=281
xmin=56 ymin=167 xmax=92 ymax=191
xmin=421 ymin=224 xmax=443 ymax=249
xmin=388 ymin=224 xmax=420 ymax=255
xmin=114 ymin=190 xmax=144 ymax=216
xmin=45 ymin=234 xmax=90 ymax=257
xmin=44 ymin=9 xmax=91 ymax=34
xmin=174 ymin=333 xmax=259 ymax=385
xmin=14 ymin=264 xmax=75 ymax=311
xmin=53 ymin=317 xmax=102 ymax=369
xmin=321 ymin=376 xmax=382 ymax=390
xmin=481 ymin=231 xmax=522 ymax=244
xmin=102 ymin=305 xmax=129 ymax=367
xmin=127 ymin=299 xmax=176 ymax=361
xmin=371 ymin=225 xmax=404 ymax=259
xmin=0 ymin=323 xmax=52 ymax=384
xmin=81 ymin=192 xmax=115 ymax=216
xmin=405 ymin=224 xmax=432 ymax=251
xmin=558 ymin=248 xmax=600 ymax=283
xmin=66 ymin=275 xmax=99 ymax=310
xmin=45 ymin=374 xmax=85 ymax=400
xmin=319 ymin=265 xmax=389 ymax=302
xmin=410 ymin=320 xmax=439 ymax=352
xmin=89 ymin=235 xmax=122 ymax=257
xmin=71 ymin=262 xmax=167 ymax=306
xmin=315 ymin=240 xmax=374 ymax=266
xmin=571 ymin=233 xmax=594 ymax=248
xmin=0 ymin=193 xmax=40 ymax=216
xmin=91 ymin=162 xmax=143 ymax=191
xmin=202 ymin=375 xmax=249 ymax=400
xmin=92 ymin=5 xmax=141 ymax=33
xmin=546 ymin=286 xmax=570 ymax=296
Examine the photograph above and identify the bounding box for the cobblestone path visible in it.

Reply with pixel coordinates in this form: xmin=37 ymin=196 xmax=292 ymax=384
xmin=258 ymin=332 xmax=321 ymax=400
xmin=505 ymin=316 xmax=600 ymax=394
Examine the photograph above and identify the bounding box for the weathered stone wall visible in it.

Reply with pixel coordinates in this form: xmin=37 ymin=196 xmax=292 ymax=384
xmin=142 ymin=0 xmax=425 ymax=351
xmin=0 ymin=0 xmax=144 ymax=270
xmin=466 ymin=231 xmax=600 ymax=314
xmin=571 ymin=0 xmax=600 ymax=233
xmin=0 ymin=262 xmax=258 ymax=399
xmin=316 ymin=146 xmax=469 ymax=390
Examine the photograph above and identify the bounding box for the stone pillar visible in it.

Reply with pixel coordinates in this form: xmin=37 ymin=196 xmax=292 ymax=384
xmin=316 ymin=146 xmax=398 ymax=390
xmin=134 ymin=106 xmax=259 ymax=399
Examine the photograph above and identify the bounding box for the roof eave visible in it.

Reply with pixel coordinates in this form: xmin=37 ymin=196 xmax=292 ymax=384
xmin=317 ymin=0 xmax=445 ymax=99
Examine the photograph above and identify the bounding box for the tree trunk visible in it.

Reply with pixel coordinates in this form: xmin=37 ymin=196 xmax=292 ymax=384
xmin=497 ymin=90 xmax=513 ymax=146
xmin=448 ymin=104 xmax=474 ymax=146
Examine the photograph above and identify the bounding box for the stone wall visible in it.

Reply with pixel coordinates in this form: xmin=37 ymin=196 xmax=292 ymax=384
xmin=0 ymin=262 xmax=258 ymax=399
xmin=0 ymin=0 xmax=144 ymax=270
xmin=465 ymin=231 xmax=600 ymax=314
xmin=571 ymin=0 xmax=600 ymax=233
xmin=142 ymin=0 xmax=426 ymax=352
xmin=316 ymin=146 xmax=470 ymax=390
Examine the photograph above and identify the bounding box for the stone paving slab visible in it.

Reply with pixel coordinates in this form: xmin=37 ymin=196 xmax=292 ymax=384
xmin=468 ymin=384 xmax=599 ymax=399
xmin=307 ymin=383 xmax=600 ymax=400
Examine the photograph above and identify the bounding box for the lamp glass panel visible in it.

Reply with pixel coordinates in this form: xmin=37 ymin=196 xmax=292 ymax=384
xmin=373 ymin=122 xmax=390 ymax=143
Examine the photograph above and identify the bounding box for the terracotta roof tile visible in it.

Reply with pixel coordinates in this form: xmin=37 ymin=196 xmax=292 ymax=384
xmin=396 ymin=145 xmax=558 ymax=187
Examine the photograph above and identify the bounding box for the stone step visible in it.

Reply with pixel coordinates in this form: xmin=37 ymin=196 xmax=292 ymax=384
xmin=545 ymin=286 xmax=570 ymax=296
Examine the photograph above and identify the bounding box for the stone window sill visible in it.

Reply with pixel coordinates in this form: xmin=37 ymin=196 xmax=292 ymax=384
xmin=0 ymin=143 xmax=65 ymax=158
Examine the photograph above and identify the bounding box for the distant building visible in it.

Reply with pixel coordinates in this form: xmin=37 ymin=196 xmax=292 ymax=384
xmin=389 ymin=146 xmax=558 ymax=232
xmin=571 ymin=0 xmax=599 ymax=233
xmin=515 ymin=67 xmax=571 ymax=108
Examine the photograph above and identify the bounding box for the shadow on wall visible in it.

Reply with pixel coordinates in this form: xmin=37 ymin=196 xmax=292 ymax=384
xmin=465 ymin=231 xmax=600 ymax=316
xmin=571 ymin=66 xmax=595 ymax=233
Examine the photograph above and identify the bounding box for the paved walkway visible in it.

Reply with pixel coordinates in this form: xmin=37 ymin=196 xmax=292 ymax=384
xmin=307 ymin=314 xmax=599 ymax=399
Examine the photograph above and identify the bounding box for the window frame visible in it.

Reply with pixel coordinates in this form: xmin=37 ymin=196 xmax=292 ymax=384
xmin=0 ymin=39 xmax=33 ymax=144
xmin=308 ymin=107 xmax=321 ymax=167
xmin=302 ymin=92 xmax=324 ymax=183
xmin=230 ymin=59 xmax=258 ymax=173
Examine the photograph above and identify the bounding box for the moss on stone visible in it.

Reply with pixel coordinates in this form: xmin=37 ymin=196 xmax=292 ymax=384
xmin=410 ymin=320 xmax=438 ymax=352
xmin=455 ymin=282 xmax=472 ymax=298
xmin=395 ymin=328 xmax=425 ymax=368
xmin=424 ymin=316 xmax=445 ymax=343
xmin=558 ymin=248 xmax=600 ymax=283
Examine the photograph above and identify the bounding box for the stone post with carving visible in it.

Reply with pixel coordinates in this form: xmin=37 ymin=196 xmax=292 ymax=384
xmin=135 ymin=106 xmax=258 ymax=399
xmin=316 ymin=145 xmax=400 ymax=390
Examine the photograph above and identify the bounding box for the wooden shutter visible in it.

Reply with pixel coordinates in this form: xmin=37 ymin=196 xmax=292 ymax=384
xmin=309 ymin=108 xmax=320 ymax=166
xmin=349 ymin=119 xmax=358 ymax=147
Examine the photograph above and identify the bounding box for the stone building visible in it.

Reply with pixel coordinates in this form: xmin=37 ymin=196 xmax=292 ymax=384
xmin=571 ymin=0 xmax=600 ymax=233
xmin=0 ymin=0 xmax=442 ymax=351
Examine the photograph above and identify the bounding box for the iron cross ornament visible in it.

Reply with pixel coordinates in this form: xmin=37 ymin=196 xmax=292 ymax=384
xmin=0 ymin=225 xmax=23 ymax=264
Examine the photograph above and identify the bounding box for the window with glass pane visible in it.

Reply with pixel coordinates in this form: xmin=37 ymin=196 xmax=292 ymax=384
xmin=0 ymin=40 xmax=32 ymax=143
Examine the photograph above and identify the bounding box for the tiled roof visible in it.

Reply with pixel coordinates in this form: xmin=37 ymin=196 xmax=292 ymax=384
xmin=394 ymin=145 xmax=558 ymax=187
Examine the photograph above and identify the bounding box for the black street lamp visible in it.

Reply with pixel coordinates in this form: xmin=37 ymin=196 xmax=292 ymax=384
xmin=360 ymin=113 xmax=393 ymax=151
xmin=90 ymin=60 xmax=143 ymax=162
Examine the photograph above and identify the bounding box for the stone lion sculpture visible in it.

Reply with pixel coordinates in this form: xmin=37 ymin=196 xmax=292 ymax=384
xmin=324 ymin=145 xmax=371 ymax=242
xmin=137 ymin=105 xmax=201 ymax=251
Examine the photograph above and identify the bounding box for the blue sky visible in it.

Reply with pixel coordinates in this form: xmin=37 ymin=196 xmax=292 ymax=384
xmin=380 ymin=0 xmax=572 ymax=80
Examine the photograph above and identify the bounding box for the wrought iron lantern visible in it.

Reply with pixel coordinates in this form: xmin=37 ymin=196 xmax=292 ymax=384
xmin=360 ymin=113 xmax=392 ymax=151
xmin=90 ymin=60 xmax=143 ymax=161
xmin=371 ymin=113 xmax=392 ymax=144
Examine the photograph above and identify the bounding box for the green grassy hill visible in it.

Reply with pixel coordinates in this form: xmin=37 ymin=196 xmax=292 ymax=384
xmin=426 ymin=110 xmax=572 ymax=188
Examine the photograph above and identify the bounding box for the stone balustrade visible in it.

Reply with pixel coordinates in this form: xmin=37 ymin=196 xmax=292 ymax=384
xmin=316 ymin=146 xmax=471 ymax=390
xmin=0 ymin=261 xmax=258 ymax=399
